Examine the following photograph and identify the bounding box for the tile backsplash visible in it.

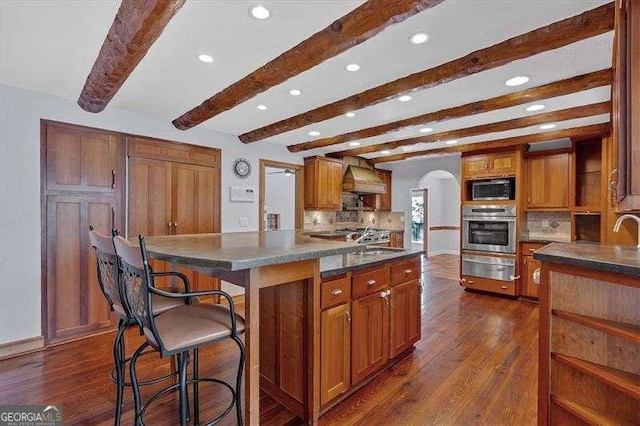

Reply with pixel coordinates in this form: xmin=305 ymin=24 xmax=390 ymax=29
xmin=524 ymin=211 xmax=571 ymax=241
xmin=305 ymin=210 xmax=404 ymax=232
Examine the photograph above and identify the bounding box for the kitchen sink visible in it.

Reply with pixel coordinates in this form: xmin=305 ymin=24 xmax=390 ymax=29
xmin=359 ymin=247 xmax=405 ymax=256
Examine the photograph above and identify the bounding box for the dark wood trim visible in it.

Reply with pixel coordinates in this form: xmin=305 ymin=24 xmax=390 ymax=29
xmin=240 ymin=3 xmax=615 ymax=143
xmin=172 ymin=0 xmax=444 ymax=131
xmin=329 ymin=102 xmax=610 ymax=157
xmin=259 ymin=159 xmax=304 ymax=231
xmin=429 ymin=226 xmax=460 ymax=231
xmin=288 ymin=69 xmax=613 ymax=152
xmin=78 ymin=0 xmax=186 ymax=113
xmin=40 ymin=120 xmax=48 ymax=343
xmin=370 ymin=123 xmax=611 ymax=164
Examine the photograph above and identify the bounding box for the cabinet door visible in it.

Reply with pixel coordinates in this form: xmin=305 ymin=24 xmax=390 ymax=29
xmin=489 ymin=152 xmax=517 ymax=175
xmin=520 ymin=256 xmax=541 ymax=299
xmin=172 ymin=163 xmax=221 ymax=296
xmin=526 ymin=153 xmax=570 ymax=209
xmin=321 ymin=303 xmax=351 ymax=406
xmin=377 ymin=169 xmax=392 ymax=211
xmin=328 ymin=160 xmax=344 ymax=209
xmin=46 ymin=124 xmax=119 ymax=193
xmin=129 ymin=157 xmax=172 ymax=237
xmin=45 ymin=195 xmax=118 ymax=343
xmin=390 ymin=280 xmax=421 ymax=358
xmin=351 ymin=291 xmax=389 ymax=384
xmin=463 ymin=155 xmax=491 ymax=177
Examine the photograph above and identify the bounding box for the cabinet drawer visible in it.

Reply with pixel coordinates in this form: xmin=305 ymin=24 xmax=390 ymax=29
xmin=460 ymin=275 xmax=516 ymax=296
xmin=352 ymin=267 xmax=389 ymax=299
xmin=321 ymin=277 xmax=351 ymax=310
xmin=390 ymin=257 xmax=421 ymax=286
xmin=521 ymin=242 xmax=546 ymax=255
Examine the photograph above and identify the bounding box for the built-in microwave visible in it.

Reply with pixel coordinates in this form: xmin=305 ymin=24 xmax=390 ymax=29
xmin=471 ymin=178 xmax=515 ymax=201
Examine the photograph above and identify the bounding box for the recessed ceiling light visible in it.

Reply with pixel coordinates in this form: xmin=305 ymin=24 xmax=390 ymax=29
xmin=398 ymin=95 xmax=412 ymax=102
xmin=526 ymin=104 xmax=546 ymax=112
xmin=445 ymin=140 xmax=458 ymax=145
xmin=197 ymin=54 xmax=213 ymax=63
xmin=346 ymin=63 xmax=360 ymax=72
xmin=381 ymin=150 xmax=391 ymax=155
xmin=256 ymin=104 xmax=267 ymax=110
xmin=505 ymin=76 xmax=529 ymax=86
xmin=349 ymin=141 xmax=361 ymax=146
xmin=419 ymin=127 xmax=433 ymax=133
xmin=249 ymin=5 xmax=270 ymax=19
xmin=410 ymin=32 xmax=430 ymax=44
xmin=345 ymin=112 xmax=356 ymax=118
xmin=308 ymin=130 xmax=321 ymax=136
xmin=289 ymin=89 xmax=301 ymax=96
xmin=539 ymin=124 xmax=556 ymax=130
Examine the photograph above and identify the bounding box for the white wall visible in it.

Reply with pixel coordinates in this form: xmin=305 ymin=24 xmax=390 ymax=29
xmin=0 ymin=84 xmax=304 ymax=345
xmin=421 ymin=173 xmax=461 ymax=256
xmin=386 ymin=155 xmax=461 ymax=253
xmin=264 ymin=168 xmax=296 ymax=230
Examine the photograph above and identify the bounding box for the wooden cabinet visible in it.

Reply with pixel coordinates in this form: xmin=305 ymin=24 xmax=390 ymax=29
xmin=351 ymin=290 xmax=389 ymax=385
xmin=611 ymin=0 xmax=640 ymax=211
xmin=320 ymin=303 xmax=351 ymax=406
xmin=538 ymin=258 xmax=640 ymax=425
xmin=362 ymin=169 xmax=392 ymax=211
xmin=462 ymin=152 xmax=517 ymax=178
xmin=42 ymin=121 xmax=125 ymax=344
xmin=128 ymin=137 xmax=221 ymax=297
xmin=389 ymin=258 xmax=421 ymax=358
xmin=459 ymin=275 xmax=516 ymax=296
xmin=304 ymin=156 xmax=343 ymax=210
xmin=390 ymin=232 xmax=404 ymax=248
xmin=525 ymin=152 xmax=570 ymax=210
xmin=519 ymin=242 xmax=544 ymax=299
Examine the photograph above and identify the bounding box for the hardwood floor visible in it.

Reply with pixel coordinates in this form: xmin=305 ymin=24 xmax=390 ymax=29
xmin=0 ymin=254 xmax=538 ymax=425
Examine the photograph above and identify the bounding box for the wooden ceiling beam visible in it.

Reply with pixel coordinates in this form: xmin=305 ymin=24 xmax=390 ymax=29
xmin=78 ymin=0 xmax=185 ymax=113
xmin=369 ymin=123 xmax=611 ymax=163
xmin=240 ymin=2 xmax=614 ymax=143
xmin=328 ymin=101 xmax=610 ymax=157
xmin=171 ymin=0 xmax=444 ymax=131
xmin=288 ymin=69 xmax=612 ymax=152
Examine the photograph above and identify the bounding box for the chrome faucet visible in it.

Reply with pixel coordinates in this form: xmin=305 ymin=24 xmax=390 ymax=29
xmin=613 ymin=214 xmax=640 ymax=248
xmin=345 ymin=225 xmax=371 ymax=243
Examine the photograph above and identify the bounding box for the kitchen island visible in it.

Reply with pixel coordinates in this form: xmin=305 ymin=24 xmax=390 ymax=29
xmin=143 ymin=231 xmax=424 ymax=424
xmin=534 ymin=243 xmax=639 ymax=425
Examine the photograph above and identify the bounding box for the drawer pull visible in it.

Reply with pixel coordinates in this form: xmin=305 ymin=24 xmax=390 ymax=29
xmin=467 ymin=280 xmax=474 ymax=284
xmin=404 ymin=269 xmax=412 ymax=274
xmin=500 ymin=285 xmax=508 ymax=290
xmin=331 ymin=288 xmax=343 ymax=296
xmin=533 ymin=268 xmax=541 ymax=285
xmin=528 ymin=248 xmax=536 ymax=252
xmin=367 ymin=279 xmax=376 ymax=286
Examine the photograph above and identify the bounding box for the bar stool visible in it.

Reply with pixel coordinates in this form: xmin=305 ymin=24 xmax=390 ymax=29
xmin=89 ymin=228 xmax=188 ymax=424
xmin=113 ymin=234 xmax=246 ymax=426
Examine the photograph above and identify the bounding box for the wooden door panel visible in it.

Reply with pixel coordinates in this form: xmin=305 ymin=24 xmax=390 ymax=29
xmin=46 ymin=196 xmax=116 ymax=343
xmin=351 ymin=292 xmax=389 ymax=384
xmin=128 ymin=157 xmax=172 ymax=237
xmin=390 ymin=280 xmax=420 ymax=358
xmin=321 ymin=303 xmax=350 ymax=406
xmin=46 ymin=125 xmax=117 ymax=192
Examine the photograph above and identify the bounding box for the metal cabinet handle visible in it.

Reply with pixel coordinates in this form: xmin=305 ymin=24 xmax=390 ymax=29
xmin=528 ymin=248 xmax=536 ymax=252
xmin=111 ymin=169 xmax=116 ymax=189
xmin=331 ymin=288 xmax=343 ymax=296
xmin=345 ymin=311 xmax=351 ymax=325
xmin=173 ymin=222 xmax=178 ymax=230
xmin=418 ymin=283 xmax=423 ymax=294
xmin=467 ymin=280 xmax=474 ymax=284
xmin=167 ymin=221 xmax=173 ymax=235
xmin=404 ymin=269 xmax=412 ymax=274
xmin=509 ymin=275 xmax=520 ymax=281
xmin=367 ymin=279 xmax=376 ymax=286
xmin=500 ymin=285 xmax=508 ymax=290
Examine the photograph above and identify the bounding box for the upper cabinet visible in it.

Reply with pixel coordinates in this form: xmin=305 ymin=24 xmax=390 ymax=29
xmin=524 ymin=152 xmax=570 ymax=210
xmin=304 ymin=156 xmax=343 ymax=210
xmin=363 ymin=169 xmax=392 ymax=211
xmin=610 ymin=0 xmax=640 ymax=211
xmin=462 ymin=152 xmax=517 ymax=179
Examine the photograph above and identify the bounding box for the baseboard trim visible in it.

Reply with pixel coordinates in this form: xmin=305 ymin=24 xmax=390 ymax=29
xmin=0 ymin=336 xmax=45 ymax=360
xmin=428 ymin=249 xmax=460 ymax=257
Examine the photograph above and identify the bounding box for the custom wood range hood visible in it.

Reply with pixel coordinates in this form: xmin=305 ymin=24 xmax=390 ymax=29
xmin=342 ymin=165 xmax=387 ymax=194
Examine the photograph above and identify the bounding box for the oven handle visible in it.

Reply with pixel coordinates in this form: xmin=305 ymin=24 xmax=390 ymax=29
xmin=462 ymin=216 xmax=516 ymax=221
xmin=462 ymin=257 xmax=515 ymax=266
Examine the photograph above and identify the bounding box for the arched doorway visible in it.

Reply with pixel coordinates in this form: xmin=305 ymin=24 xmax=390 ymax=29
xmin=413 ymin=170 xmax=460 ymax=257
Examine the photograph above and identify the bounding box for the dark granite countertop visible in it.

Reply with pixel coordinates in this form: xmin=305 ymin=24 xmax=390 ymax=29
xmin=533 ymin=242 xmax=640 ymax=277
xmin=144 ymin=231 xmax=364 ymax=271
xmin=320 ymin=247 xmax=424 ymax=278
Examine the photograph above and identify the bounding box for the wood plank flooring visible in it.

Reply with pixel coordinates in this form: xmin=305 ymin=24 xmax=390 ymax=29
xmin=0 ymin=254 xmax=539 ymax=425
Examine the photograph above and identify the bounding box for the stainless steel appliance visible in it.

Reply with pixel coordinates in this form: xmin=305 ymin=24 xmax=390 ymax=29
xmin=471 ymin=178 xmax=515 ymax=201
xmin=461 ymin=254 xmax=517 ymax=282
xmin=462 ymin=205 xmax=516 ymax=254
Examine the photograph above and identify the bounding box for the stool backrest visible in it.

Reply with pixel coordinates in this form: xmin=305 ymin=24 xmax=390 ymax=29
xmin=89 ymin=228 xmax=128 ymax=318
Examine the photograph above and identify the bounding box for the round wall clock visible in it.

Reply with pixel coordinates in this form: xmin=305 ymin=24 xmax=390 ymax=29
xmin=233 ymin=158 xmax=252 ymax=179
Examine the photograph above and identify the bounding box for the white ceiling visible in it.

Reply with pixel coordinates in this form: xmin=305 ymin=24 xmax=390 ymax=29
xmin=0 ymin=0 xmax=613 ymax=161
